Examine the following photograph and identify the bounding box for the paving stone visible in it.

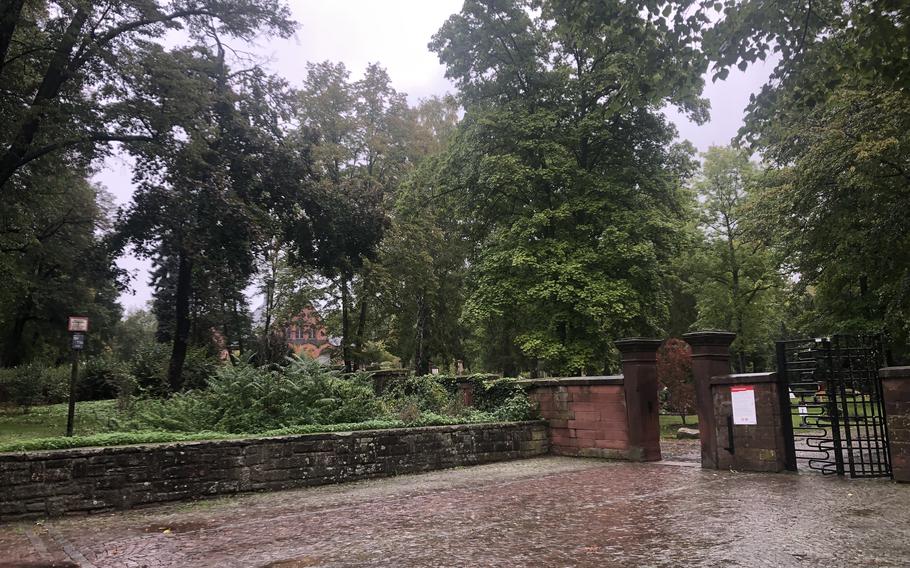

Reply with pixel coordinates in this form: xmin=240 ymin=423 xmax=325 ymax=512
xmin=1 ymin=456 xmax=909 ymax=567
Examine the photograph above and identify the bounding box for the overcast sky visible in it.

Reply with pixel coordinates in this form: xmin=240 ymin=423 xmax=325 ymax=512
xmin=98 ymin=0 xmax=775 ymax=311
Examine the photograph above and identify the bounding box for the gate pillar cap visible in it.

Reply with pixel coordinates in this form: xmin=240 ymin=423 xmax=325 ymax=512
xmin=614 ymin=338 xmax=663 ymax=354
xmin=682 ymin=331 xmax=736 ymax=347
xmin=880 ymin=366 xmax=910 ymax=379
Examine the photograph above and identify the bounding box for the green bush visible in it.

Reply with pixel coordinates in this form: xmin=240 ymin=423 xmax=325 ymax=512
xmin=379 ymin=374 xmax=536 ymax=423
xmin=130 ymin=342 xmax=169 ymax=397
xmin=77 ymin=357 xmax=129 ymax=401
xmin=119 ymin=357 xmax=384 ymax=433
xmin=381 ymin=375 xmax=454 ymax=413
xmin=180 ymin=348 xmax=219 ymax=391
xmin=491 ymin=391 xmax=536 ymax=421
xmin=0 ymin=414 xmax=515 ymax=453
xmin=0 ymin=364 xmax=69 ymax=410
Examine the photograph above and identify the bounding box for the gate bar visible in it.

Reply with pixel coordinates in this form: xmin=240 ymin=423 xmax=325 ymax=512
xmin=775 ymin=341 xmax=798 ymax=471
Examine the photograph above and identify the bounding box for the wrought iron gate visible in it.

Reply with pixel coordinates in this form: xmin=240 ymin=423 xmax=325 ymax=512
xmin=776 ymin=335 xmax=892 ymax=478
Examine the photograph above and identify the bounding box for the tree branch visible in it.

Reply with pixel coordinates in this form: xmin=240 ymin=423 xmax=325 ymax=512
xmin=15 ymin=133 xmax=157 ymax=169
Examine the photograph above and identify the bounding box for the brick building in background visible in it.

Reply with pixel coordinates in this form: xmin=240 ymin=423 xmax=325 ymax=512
xmin=285 ymin=304 xmax=334 ymax=364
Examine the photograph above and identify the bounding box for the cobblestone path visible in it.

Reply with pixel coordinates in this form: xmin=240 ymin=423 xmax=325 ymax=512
xmin=1 ymin=456 xmax=908 ymax=567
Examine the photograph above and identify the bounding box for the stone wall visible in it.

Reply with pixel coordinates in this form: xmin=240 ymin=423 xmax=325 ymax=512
xmin=520 ymin=377 xmax=641 ymax=460
xmin=0 ymin=421 xmax=548 ymax=521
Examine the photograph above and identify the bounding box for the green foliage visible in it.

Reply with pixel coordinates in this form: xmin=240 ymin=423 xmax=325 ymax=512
xmin=0 ymin=0 xmax=296 ymax=192
xmin=429 ymin=0 xmax=705 ymax=375
xmin=129 ymin=342 xmax=170 ymax=397
xmin=77 ymin=357 xmax=128 ymax=401
xmin=0 ymin=413 xmax=519 ymax=454
xmin=0 ymin=366 xmax=537 ymax=451
xmin=490 ymin=391 xmax=536 ymax=422
xmin=682 ymin=146 xmax=786 ymax=371
xmin=381 ymin=375 xmax=453 ymax=413
xmin=0 ymin=175 xmax=122 ymax=367
xmin=111 ymin=310 xmax=157 ymax=362
xmin=120 ymin=358 xmax=383 ymax=434
xmin=385 ymin=374 xmax=535 ymax=422
xmin=0 ymin=365 xmax=69 ymax=410
xmin=179 ymin=348 xmax=219 ymax=392
xmin=375 ymin=150 xmax=469 ymax=375
xmin=705 ymin=3 xmax=910 ymax=357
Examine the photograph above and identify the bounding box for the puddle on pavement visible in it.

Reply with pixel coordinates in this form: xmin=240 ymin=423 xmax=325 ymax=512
xmin=260 ymin=558 xmax=321 ymax=567
xmin=0 ymin=563 xmax=78 ymax=568
xmin=141 ymin=520 xmax=211 ymax=533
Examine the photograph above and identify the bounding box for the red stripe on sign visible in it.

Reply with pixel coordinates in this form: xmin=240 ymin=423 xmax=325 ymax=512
xmin=730 ymin=386 xmax=754 ymax=392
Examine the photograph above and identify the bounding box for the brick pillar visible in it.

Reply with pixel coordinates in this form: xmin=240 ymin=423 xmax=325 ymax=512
xmin=614 ymin=338 xmax=664 ymax=461
xmin=881 ymin=367 xmax=910 ymax=483
xmin=711 ymin=373 xmax=789 ymax=472
xmin=682 ymin=331 xmax=735 ymax=469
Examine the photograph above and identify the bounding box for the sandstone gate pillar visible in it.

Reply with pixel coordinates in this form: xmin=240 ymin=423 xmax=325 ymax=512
xmin=683 ymin=331 xmax=736 ymax=469
xmin=880 ymin=366 xmax=910 ymax=482
xmin=710 ymin=372 xmax=790 ymax=472
xmin=615 ymin=338 xmax=664 ymax=462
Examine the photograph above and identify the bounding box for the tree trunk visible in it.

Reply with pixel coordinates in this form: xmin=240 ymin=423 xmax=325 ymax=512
xmin=1 ymin=291 xmax=35 ymax=367
xmin=0 ymin=7 xmax=88 ymax=191
xmin=0 ymin=0 xmax=26 ymax=72
xmin=167 ymin=251 xmax=193 ymax=392
xmin=354 ymin=278 xmax=370 ymax=369
xmin=414 ymin=289 xmax=430 ymax=376
xmin=341 ymin=275 xmax=352 ymax=373
xmin=2 ymin=312 xmax=29 ymax=367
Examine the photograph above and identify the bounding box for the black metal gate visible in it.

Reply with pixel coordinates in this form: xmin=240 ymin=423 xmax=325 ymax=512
xmin=776 ymin=335 xmax=892 ymax=478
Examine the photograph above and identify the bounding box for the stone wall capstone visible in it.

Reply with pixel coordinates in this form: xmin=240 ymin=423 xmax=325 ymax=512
xmin=0 ymin=421 xmax=548 ymax=521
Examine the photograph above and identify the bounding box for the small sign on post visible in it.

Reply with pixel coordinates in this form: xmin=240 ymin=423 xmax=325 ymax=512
xmin=68 ymin=316 xmax=89 ymax=332
xmin=71 ymin=333 xmax=85 ymax=350
xmin=66 ymin=316 xmax=89 ymax=437
xmin=731 ymin=385 xmax=758 ymax=425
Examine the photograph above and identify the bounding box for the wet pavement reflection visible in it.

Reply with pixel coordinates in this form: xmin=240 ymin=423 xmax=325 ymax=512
xmin=1 ymin=456 xmax=908 ymax=567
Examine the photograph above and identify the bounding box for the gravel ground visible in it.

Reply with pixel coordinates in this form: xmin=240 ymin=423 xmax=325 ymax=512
xmin=1 ymin=455 xmax=908 ymax=568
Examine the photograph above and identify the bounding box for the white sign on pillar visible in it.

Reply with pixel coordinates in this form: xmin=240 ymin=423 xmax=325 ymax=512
xmin=730 ymin=385 xmax=757 ymax=425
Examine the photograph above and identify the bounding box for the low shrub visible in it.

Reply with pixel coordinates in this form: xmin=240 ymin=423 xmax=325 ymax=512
xmin=77 ymin=357 xmax=128 ymax=401
xmin=118 ymin=358 xmax=383 ymax=433
xmin=180 ymin=347 xmax=219 ymax=391
xmin=130 ymin=341 xmax=170 ymax=397
xmin=0 ymin=364 xmax=69 ymax=410
xmin=0 ymin=414 xmax=519 ymax=453
xmin=381 ymin=375 xmax=453 ymax=413
xmin=491 ymin=391 xmax=537 ymax=421
xmin=382 ymin=374 xmax=536 ymax=422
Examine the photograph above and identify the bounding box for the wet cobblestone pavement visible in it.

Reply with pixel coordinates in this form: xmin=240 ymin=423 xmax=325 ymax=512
xmin=1 ymin=456 xmax=909 ymax=567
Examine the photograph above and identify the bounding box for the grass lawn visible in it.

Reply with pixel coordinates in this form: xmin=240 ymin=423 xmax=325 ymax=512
xmin=0 ymin=400 xmax=117 ymax=444
xmin=659 ymin=414 xmax=698 ymax=439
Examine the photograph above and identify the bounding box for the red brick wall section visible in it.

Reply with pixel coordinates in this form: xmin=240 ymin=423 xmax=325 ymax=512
xmin=524 ymin=378 xmax=635 ymax=460
xmin=881 ymin=367 xmax=910 ymax=483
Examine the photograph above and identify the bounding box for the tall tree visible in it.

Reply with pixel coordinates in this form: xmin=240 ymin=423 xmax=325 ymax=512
xmin=0 ymin=169 xmax=122 ymax=366
xmin=430 ymin=0 xmax=707 ymax=375
xmin=290 ymin=62 xmax=404 ymax=371
xmin=0 ymin=0 xmax=295 ymax=193
xmin=117 ymin=45 xmax=310 ymax=390
xmin=685 ymin=146 xmax=785 ymax=371
xmin=372 ymin=96 xmax=464 ymax=374
xmin=705 ymin=1 xmax=910 ymax=354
